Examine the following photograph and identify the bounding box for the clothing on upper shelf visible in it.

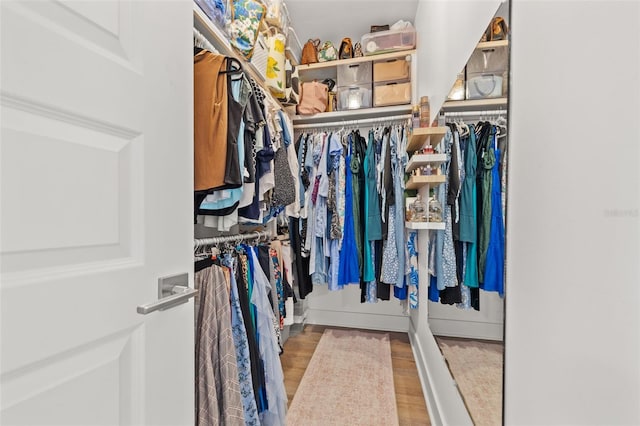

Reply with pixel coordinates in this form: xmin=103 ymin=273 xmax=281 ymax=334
xmin=428 ymin=120 xmax=507 ymax=310
xmin=194 ymin=49 xmax=300 ymax=232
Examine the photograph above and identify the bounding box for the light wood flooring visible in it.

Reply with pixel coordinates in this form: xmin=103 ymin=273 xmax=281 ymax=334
xmin=280 ymin=324 xmax=431 ymax=425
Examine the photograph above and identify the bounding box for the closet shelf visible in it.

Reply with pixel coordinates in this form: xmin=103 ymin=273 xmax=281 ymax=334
xmin=405 ymin=154 xmax=447 ymax=173
xmin=193 ymin=3 xmax=284 ymax=110
xmin=405 ymin=221 xmax=445 ymax=231
xmin=292 ymin=105 xmax=411 ymax=125
xmin=441 ymin=97 xmax=508 ymax=111
xmin=406 ymin=127 xmax=448 ymax=152
xmin=476 ymin=40 xmax=509 ymax=50
xmin=297 ymin=50 xmax=416 ymax=73
xmin=405 ymin=174 xmax=446 ymax=190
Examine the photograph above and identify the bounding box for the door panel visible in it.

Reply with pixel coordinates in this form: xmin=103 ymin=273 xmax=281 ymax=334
xmin=1 ymin=1 xmax=193 ymax=425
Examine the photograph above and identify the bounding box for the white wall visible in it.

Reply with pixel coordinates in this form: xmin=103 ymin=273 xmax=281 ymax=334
xmin=414 ymin=0 xmax=504 ymax=123
xmin=505 ymin=1 xmax=640 ymax=424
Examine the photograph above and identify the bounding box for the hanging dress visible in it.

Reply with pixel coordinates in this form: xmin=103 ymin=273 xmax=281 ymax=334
xmin=338 ymin=134 xmax=361 ymax=286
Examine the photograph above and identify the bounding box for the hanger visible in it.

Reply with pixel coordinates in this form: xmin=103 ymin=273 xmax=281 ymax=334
xmin=221 ymin=57 xmax=243 ymax=76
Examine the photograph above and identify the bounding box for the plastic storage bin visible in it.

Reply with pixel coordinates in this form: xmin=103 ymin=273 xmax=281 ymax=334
xmin=337 ymin=62 xmax=373 ymax=86
xmin=338 ymin=84 xmax=373 ymax=110
xmin=361 ymin=28 xmax=416 ymax=56
xmin=374 ymin=58 xmax=410 ymax=83
xmin=373 ymin=81 xmax=411 ymax=106
xmin=286 ymin=26 xmax=303 ymax=65
xmin=465 ymin=45 xmax=508 ymax=99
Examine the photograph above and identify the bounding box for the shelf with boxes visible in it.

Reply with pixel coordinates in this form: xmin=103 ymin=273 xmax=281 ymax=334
xmin=293 ymin=49 xmax=416 ymax=123
xmin=446 ymin=39 xmax=509 ymax=105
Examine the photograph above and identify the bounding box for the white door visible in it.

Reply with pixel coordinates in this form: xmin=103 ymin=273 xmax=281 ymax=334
xmin=1 ymin=1 xmax=194 ymax=425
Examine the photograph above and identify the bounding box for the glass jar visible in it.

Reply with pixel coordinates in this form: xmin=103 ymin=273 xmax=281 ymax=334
xmin=410 ymin=194 xmax=428 ymax=222
xmin=428 ymin=196 xmax=443 ymax=222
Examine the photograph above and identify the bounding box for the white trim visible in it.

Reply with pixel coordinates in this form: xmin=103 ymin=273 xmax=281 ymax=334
xmin=428 ymin=318 xmax=504 ymax=341
xmin=408 ymin=322 xmax=473 ymax=426
xmin=305 ymin=309 xmax=410 ymax=333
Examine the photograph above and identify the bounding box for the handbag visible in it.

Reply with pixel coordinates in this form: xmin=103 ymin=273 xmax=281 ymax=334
xmin=283 ymin=61 xmax=300 ymax=105
xmin=297 ymin=80 xmax=329 ymax=115
xmin=228 ymin=0 xmax=266 ymax=60
xmin=338 ymin=37 xmax=353 ymax=60
xmin=318 ymin=41 xmax=338 ymax=62
xmin=266 ymin=28 xmax=287 ymax=98
xmin=301 ymin=38 xmax=320 ymax=65
xmin=484 ymin=17 xmax=508 ymax=41
xmin=467 ymin=74 xmax=503 ymax=99
xmin=354 ymin=42 xmax=364 ymax=58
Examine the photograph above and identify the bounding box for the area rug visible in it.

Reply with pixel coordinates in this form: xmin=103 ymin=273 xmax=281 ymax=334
xmin=286 ymin=328 xmax=399 ymax=426
xmin=436 ymin=337 xmax=503 ymax=426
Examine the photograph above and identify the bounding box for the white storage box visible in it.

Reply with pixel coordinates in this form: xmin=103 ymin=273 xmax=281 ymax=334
xmin=361 ymin=28 xmax=416 ymax=56
xmin=373 ymin=81 xmax=411 ymax=106
xmin=465 ymin=45 xmax=508 ymax=99
xmin=373 ymin=58 xmax=410 ymax=83
xmin=337 ymin=84 xmax=373 ymax=110
xmin=337 ymin=62 xmax=373 ymax=86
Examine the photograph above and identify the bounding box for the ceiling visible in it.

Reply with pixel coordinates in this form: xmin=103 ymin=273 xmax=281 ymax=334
xmin=285 ymin=0 xmax=419 ymax=50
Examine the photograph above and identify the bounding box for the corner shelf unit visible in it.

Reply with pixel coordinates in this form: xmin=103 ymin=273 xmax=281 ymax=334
xmin=405 ymin=174 xmax=446 ymax=190
xmin=406 ymin=127 xmax=448 ymax=152
xmin=405 ymin=221 xmax=445 ymax=231
xmin=406 ymin=153 xmax=447 ymax=173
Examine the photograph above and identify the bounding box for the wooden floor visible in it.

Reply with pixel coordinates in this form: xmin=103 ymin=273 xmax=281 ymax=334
xmin=280 ymin=324 xmax=431 ymax=425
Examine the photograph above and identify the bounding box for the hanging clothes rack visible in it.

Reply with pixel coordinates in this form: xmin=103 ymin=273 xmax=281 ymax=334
xmin=293 ymin=113 xmax=411 ymax=130
xmin=194 ymin=27 xmax=218 ymax=53
xmin=194 ymin=230 xmax=273 ymax=250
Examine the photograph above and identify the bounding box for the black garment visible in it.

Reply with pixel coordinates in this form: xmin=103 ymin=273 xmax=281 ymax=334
xmin=257 ymin=245 xmax=274 ymax=308
xmin=381 ymin=128 xmax=393 ymax=240
xmin=223 ymin=71 xmax=244 ymax=188
xmin=234 ymin=261 xmax=266 ymax=412
xmin=440 ymin=285 xmax=462 ymax=305
xmin=375 ymin=239 xmax=390 ymax=300
xmin=288 ymin=217 xmax=312 ymax=299
xmin=471 ymin=287 xmax=480 ymax=311
xmin=448 ymin=125 xmax=462 ymax=241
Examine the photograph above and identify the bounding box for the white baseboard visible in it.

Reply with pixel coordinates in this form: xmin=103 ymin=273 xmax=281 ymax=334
xmin=409 ymin=323 xmax=473 ymax=426
xmin=305 ymin=309 xmax=410 ymax=332
xmin=428 ymin=318 xmax=504 ymax=341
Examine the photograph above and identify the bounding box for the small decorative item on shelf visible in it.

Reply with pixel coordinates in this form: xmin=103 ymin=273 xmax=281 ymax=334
xmin=410 ymin=194 xmax=428 ymax=222
xmin=428 ymin=196 xmax=443 ymax=223
xmin=419 ymin=96 xmax=430 ymax=127
xmin=354 ymin=42 xmax=364 ymax=57
xmin=420 ymin=164 xmax=432 ymax=176
xmin=412 ymin=105 xmax=420 ymax=128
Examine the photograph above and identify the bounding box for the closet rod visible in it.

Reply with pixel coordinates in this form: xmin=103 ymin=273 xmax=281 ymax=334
xmin=440 ymin=109 xmax=507 ymax=118
xmin=194 ymin=230 xmax=273 ymax=249
xmin=293 ymin=114 xmax=411 ymax=130
xmin=194 ymin=28 xmax=218 ymax=53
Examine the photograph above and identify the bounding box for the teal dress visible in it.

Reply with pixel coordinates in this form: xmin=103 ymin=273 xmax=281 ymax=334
xmin=459 ymin=125 xmax=479 ymax=288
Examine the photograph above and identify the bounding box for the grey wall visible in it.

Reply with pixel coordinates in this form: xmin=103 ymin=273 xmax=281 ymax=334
xmin=505 ymin=1 xmax=640 ymax=423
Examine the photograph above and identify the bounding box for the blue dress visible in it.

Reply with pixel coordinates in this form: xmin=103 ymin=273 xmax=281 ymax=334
xmin=483 ymin=148 xmax=505 ymax=296
xmin=338 ymin=137 xmax=360 ymax=286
